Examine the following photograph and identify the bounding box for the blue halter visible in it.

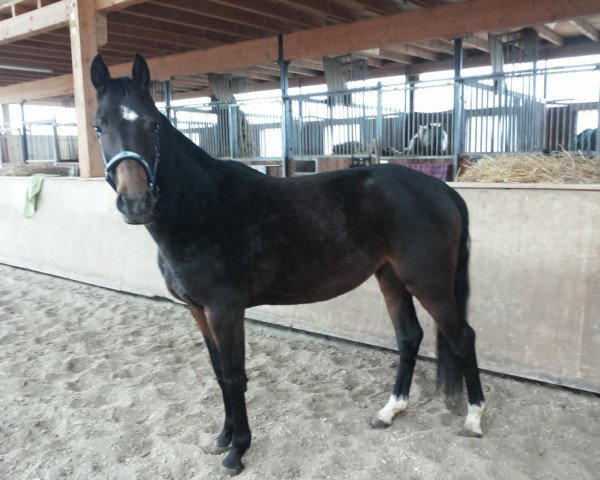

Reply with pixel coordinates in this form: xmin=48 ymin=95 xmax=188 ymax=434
xmin=99 ymin=124 xmax=160 ymax=195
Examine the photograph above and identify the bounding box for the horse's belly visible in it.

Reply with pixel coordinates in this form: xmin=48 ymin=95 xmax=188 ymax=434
xmin=252 ymin=257 xmax=378 ymax=306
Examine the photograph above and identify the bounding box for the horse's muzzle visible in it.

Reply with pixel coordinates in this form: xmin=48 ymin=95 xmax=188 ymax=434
xmin=116 ymin=191 xmax=156 ymax=224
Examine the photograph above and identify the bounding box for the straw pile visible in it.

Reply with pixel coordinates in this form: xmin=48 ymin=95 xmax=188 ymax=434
xmin=458 ymin=151 xmax=600 ymax=184
xmin=0 ymin=163 xmax=77 ymax=177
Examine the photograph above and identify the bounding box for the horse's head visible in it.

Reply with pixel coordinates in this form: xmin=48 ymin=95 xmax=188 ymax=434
xmin=91 ymin=53 xmax=161 ymax=225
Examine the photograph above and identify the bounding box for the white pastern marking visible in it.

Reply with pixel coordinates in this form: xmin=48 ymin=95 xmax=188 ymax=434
xmin=120 ymin=105 xmax=139 ymax=122
xmin=376 ymin=395 xmax=408 ymax=425
xmin=464 ymin=402 xmax=486 ymax=435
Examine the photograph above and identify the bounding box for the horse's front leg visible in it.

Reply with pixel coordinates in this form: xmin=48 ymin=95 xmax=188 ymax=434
xmin=204 ymin=305 xmax=251 ymax=476
xmin=189 ymin=306 xmax=233 ymax=454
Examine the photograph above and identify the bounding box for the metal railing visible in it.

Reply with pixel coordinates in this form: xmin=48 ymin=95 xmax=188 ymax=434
xmin=2 ymin=64 xmax=598 ymax=175
xmin=0 ymin=120 xmax=78 ymax=165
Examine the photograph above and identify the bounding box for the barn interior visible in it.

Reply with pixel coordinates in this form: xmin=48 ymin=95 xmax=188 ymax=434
xmin=0 ymin=0 xmax=599 ymax=178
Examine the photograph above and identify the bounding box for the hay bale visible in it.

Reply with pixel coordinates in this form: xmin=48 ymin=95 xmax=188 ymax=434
xmin=457 ymin=152 xmax=600 ymax=184
xmin=0 ymin=163 xmax=77 ymax=177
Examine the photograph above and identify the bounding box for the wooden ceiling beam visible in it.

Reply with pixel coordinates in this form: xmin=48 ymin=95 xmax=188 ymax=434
xmin=342 ymin=0 xmax=406 ymax=16
xmin=462 ymin=34 xmax=490 ymax=52
xmin=360 ymin=47 xmax=413 ymax=65
xmin=107 ymin=16 xmax=223 ymax=49
xmin=109 ymin=11 xmax=246 ymax=44
xmin=389 ymin=44 xmax=442 ymax=61
xmin=162 ymin=0 xmax=304 ymax=34
xmin=283 ymin=0 xmax=600 ymax=60
xmin=413 ymin=38 xmax=455 ymax=55
xmin=0 ymin=0 xmax=149 ymax=46
xmin=276 ymin=0 xmax=364 ymax=23
xmin=571 ymin=18 xmax=599 ymax=42
xmin=3 ymin=0 xmax=600 ymax=103
xmin=534 ymin=24 xmax=564 ymax=46
xmin=94 ymin=0 xmax=148 ymax=13
xmin=208 ymin=0 xmax=326 ymax=29
xmin=124 ymin=2 xmax=267 ymax=40
xmin=0 ymin=52 xmax=71 ymax=71
xmin=0 ymin=0 xmax=68 ymax=45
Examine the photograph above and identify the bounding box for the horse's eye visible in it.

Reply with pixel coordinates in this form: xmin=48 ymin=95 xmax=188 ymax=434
xmin=93 ymin=125 xmax=103 ymax=135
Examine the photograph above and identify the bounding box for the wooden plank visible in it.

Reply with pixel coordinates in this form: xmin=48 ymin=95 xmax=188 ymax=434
xmin=0 ymin=0 xmax=68 ymax=45
xmin=95 ymin=13 xmax=107 ymax=47
xmin=209 ymin=0 xmax=326 ymax=29
xmin=0 ymin=73 xmax=73 ymax=103
xmin=164 ymin=0 xmax=305 ymax=34
xmin=122 ymin=3 xmax=265 ymax=40
xmin=283 ymin=0 xmax=600 ymax=60
xmin=109 ymin=36 xmax=280 ymax=80
xmin=534 ymin=25 xmax=564 ymax=46
xmin=571 ymin=18 xmax=600 ymax=42
xmin=68 ymin=0 xmax=103 ymax=177
xmin=94 ymin=0 xmax=148 ymax=13
xmin=2 ymin=0 xmax=600 ymax=103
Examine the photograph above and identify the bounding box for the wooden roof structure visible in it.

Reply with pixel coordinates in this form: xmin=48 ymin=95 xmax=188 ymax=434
xmin=0 ymin=0 xmax=599 ymax=175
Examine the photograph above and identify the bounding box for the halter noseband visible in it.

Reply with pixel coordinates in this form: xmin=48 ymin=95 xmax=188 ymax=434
xmin=99 ymin=123 xmax=160 ymax=195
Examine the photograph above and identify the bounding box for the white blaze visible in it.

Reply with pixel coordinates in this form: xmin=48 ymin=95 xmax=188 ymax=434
xmin=120 ymin=106 xmax=139 ymax=121
xmin=376 ymin=395 xmax=408 ymax=425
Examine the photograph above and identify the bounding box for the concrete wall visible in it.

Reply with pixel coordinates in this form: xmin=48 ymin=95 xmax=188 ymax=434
xmin=1 ymin=177 xmax=599 ymax=393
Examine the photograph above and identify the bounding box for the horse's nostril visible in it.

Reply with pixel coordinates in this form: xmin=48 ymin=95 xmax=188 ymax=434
xmin=116 ymin=193 xmax=128 ymax=213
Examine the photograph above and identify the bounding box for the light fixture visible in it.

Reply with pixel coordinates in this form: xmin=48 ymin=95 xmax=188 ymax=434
xmin=0 ymin=64 xmax=53 ymax=73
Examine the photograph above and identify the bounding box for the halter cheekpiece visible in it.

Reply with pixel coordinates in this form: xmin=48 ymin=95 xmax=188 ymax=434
xmin=99 ymin=123 xmax=160 ymax=195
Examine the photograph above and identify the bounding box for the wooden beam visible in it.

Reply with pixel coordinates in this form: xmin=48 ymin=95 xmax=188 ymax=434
xmin=390 ymin=44 xmax=442 ymax=61
xmin=0 ymin=0 xmax=68 ymax=45
xmin=68 ymin=0 xmax=103 ymax=177
xmin=277 ymin=0 xmax=364 ymax=23
xmin=2 ymin=0 xmax=600 ymax=103
xmin=119 ymin=37 xmax=280 ymax=80
xmin=123 ymin=3 xmax=265 ymax=40
xmin=462 ymin=34 xmax=490 ymax=52
xmin=283 ymin=0 xmax=600 ymax=60
xmin=0 ymin=0 xmax=146 ymax=47
xmin=534 ymin=25 xmax=563 ymax=46
xmin=95 ymin=13 xmax=107 ymax=47
xmin=209 ymin=0 xmax=327 ymax=29
xmin=163 ymin=0 xmax=304 ymax=34
xmin=362 ymin=47 xmax=413 ymax=65
xmin=571 ymin=18 xmax=600 ymax=42
xmin=413 ymin=38 xmax=455 ymax=55
xmin=94 ymin=0 xmax=148 ymax=13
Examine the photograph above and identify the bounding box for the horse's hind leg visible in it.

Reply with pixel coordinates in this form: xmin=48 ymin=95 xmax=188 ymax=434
xmin=371 ymin=263 xmax=423 ymax=429
xmin=418 ymin=294 xmax=486 ymax=437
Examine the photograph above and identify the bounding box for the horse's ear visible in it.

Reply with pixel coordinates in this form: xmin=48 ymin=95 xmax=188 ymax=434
xmin=132 ymin=53 xmax=150 ymax=91
xmin=91 ymin=54 xmax=110 ymax=93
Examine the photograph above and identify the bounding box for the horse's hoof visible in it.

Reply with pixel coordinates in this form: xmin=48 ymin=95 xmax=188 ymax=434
xmin=219 ymin=461 xmax=244 ymax=476
xmin=458 ymin=428 xmax=482 ymax=438
xmin=370 ymin=417 xmax=392 ymax=429
xmin=210 ymin=440 xmax=231 ymax=455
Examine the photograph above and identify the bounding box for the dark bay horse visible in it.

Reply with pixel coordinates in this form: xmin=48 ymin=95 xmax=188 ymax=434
xmin=91 ymin=54 xmax=485 ymax=476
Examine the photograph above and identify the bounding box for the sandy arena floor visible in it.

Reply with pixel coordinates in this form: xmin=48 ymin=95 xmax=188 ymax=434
xmin=0 ymin=264 xmax=599 ymax=480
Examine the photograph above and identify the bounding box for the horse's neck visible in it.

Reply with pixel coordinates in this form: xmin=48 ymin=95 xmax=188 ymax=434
xmin=147 ymin=126 xmax=245 ymax=247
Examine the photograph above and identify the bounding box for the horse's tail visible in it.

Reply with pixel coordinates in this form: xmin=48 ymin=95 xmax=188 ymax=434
xmin=436 ymin=188 xmax=470 ymax=399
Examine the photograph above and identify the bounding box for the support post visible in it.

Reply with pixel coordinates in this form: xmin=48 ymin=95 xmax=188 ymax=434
xmin=68 ymin=0 xmax=103 ymax=177
xmin=164 ymin=80 xmax=172 ymax=123
xmin=20 ymin=101 xmax=27 ymax=164
xmin=406 ymin=71 xmax=418 ymax=150
xmin=52 ymin=120 xmax=60 ymax=165
xmin=228 ymin=104 xmax=238 ymax=159
xmin=279 ymin=34 xmax=292 ymax=177
xmin=596 ymin=66 xmax=600 ymax=156
xmin=452 ymin=38 xmax=465 ymax=179
xmin=376 ymin=82 xmax=383 ymax=156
